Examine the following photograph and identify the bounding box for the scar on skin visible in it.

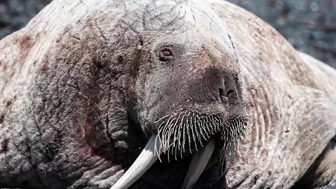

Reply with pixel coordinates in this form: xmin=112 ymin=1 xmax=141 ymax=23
xmin=18 ymin=35 xmax=36 ymax=65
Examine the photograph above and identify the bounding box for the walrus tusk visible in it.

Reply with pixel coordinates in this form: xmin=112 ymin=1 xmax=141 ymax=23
xmin=181 ymin=140 xmax=215 ymax=189
xmin=110 ymin=135 xmax=159 ymax=189
xmin=111 ymin=136 xmax=214 ymax=189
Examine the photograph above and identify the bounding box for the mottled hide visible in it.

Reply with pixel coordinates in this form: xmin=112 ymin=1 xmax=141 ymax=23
xmin=0 ymin=0 xmax=336 ymax=189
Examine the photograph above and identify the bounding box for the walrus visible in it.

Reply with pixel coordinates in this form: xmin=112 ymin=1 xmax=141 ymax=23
xmin=0 ymin=0 xmax=335 ymax=188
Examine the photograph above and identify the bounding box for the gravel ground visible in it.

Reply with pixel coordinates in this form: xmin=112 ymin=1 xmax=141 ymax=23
xmin=0 ymin=0 xmax=50 ymax=38
xmin=0 ymin=0 xmax=335 ymax=67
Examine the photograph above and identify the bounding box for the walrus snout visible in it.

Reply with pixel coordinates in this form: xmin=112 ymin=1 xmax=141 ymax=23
xmin=117 ymin=31 xmax=248 ymax=189
xmin=139 ymin=42 xmax=246 ymax=147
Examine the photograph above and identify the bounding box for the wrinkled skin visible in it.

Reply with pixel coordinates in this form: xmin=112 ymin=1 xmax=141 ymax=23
xmin=0 ymin=0 xmax=336 ymax=189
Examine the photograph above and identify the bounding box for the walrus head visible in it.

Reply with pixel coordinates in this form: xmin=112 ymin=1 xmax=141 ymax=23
xmin=111 ymin=1 xmax=248 ymax=188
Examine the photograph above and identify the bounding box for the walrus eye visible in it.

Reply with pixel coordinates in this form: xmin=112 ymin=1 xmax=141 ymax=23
xmin=159 ymin=46 xmax=174 ymax=61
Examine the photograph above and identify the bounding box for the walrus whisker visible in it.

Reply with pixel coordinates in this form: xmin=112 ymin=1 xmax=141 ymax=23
xmin=173 ymin=113 xmax=183 ymax=161
xmin=209 ymin=118 xmax=218 ymax=135
xmin=154 ymin=114 xmax=171 ymax=124
xmin=155 ymin=120 xmax=168 ymax=161
xmin=185 ymin=115 xmax=192 ymax=154
xmin=173 ymin=113 xmax=183 ymax=148
xmin=156 ymin=116 xmax=174 ymax=158
xmin=166 ymin=118 xmax=177 ymax=162
xmin=167 ymin=121 xmax=178 ymax=162
xmin=197 ymin=118 xmax=207 ymax=140
xmin=182 ymin=113 xmax=188 ymax=155
xmin=178 ymin=112 xmax=186 ymax=159
xmin=194 ymin=120 xmax=205 ymax=147
xmin=192 ymin=115 xmax=201 ymax=151
xmin=156 ymin=110 xmax=234 ymax=161
xmin=190 ymin=115 xmax=198 ymax=152
xmin=218 ymin=117 xmax=249 ymax=174
xmin=163 ymin=116 xmax=175 ymax=152
xmin=204 ymin=116 xmax=212 ymax=136
xmin=202 ymin=116 xmax=213 ymax=138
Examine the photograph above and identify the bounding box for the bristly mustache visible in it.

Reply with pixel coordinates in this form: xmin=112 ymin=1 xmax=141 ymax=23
xmin=153 ymin=109 xmax=249 ymax=167
xmin=110 ymin=111 xmax=249 ymax=189
xmin=219 ymin=116 xmax=249 ymax=173
xmin=154 ymin=110 xmax=223 ymax=162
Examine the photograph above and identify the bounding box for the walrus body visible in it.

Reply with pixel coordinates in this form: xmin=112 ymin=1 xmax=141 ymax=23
xmin=0 ymin=0 xmax=335 ymax=189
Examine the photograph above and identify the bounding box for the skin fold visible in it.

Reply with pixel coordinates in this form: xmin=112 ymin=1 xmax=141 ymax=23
xmin=0 ymin=0 xmax=335 ymax=189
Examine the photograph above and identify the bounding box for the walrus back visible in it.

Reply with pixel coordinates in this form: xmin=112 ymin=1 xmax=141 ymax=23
xmin=298 ymin=51 xmax=336 ymax=100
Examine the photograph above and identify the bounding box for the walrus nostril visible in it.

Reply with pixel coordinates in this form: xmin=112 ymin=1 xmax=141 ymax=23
xmin=218 ymin=88 xmax=224 ymax=97
xmin=218 ymin=88 xmax=226 ymax=103
xmin=219 ymin=87 xmax=235 ymax=103
xmin=226 ymin=89 xmax=234 ymax=97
